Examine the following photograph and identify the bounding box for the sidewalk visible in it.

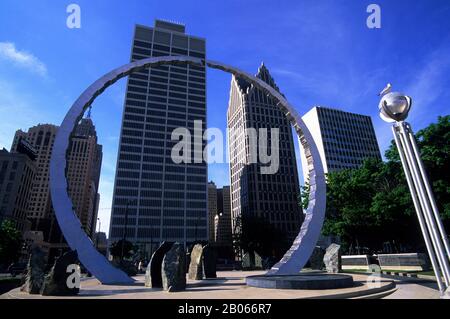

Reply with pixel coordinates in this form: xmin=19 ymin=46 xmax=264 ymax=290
xmin=2 ymin=271 xmax=395 ymax=299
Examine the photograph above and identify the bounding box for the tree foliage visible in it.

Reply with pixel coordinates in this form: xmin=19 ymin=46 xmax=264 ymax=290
xmin=323 ymin=115 xmax=450 ymax=253
xmin=109 ymin=239 xmax=134 ymax=260
xmin=233 ymin=215 xmax=289 ymax=259
xmin=299 ymin=181 xmax=310 ymax=211
xmin=0 ymin=219 xmax=23 ymax=266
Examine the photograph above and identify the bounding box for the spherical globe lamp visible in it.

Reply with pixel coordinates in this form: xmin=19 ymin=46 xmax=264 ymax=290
xmin=378 ymin=92 xmax=412 ymax=122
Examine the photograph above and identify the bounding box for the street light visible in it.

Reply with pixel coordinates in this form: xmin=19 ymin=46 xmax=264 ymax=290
xmin=96 ymin=218 xmax=101 ymax=249
xmin=378 ymin=85 xmax=450 ymax=297
xmin=194 ymin=215 xmax=201 ymax=243
xmin=121 ymin=199 xmax=135 ymax=261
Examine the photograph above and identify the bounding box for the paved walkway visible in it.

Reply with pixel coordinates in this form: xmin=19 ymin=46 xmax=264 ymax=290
xmin=380 ymin=274 xmax=440 ymax=299
xmin=3 ymin=271 xmax=397 ymax=299
xmin=2 ymin=271 xmax=442 ymax=299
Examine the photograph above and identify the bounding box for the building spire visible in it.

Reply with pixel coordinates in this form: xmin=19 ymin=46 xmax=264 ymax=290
xmin=87 ymin=106 xmax=92 ymax=119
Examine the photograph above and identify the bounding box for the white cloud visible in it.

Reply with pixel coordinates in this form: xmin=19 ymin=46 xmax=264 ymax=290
xmin=0 ymin=42 xmax=48 ymax=77
xmin=0 ymin=79 xmax=50 ymax=149
xmin=404 ymin=45 xmax=450 ymax=127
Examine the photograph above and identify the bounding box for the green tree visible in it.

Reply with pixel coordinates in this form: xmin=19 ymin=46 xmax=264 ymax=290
xmin=109 ymin=240 xmax=134 ymax=260
xmin=413 ymin=116 xmax=449 ymax=224
xmin=233 ymin=215 xmax=289 ymax=259
xmin=0 ymin=219 xmax=23 ymax=267
xmin=323 ymin=115 xmax=450 ymax=253
xmin=385 ymin=115 xmax=450 ymax=227
xmin=323 ymin=159 xmax=383 ymax=252
xmin=299 ymin=180 xmax=310 ymax=211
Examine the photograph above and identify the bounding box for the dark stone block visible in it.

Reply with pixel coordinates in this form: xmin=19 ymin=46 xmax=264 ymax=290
xmin=242 ymin=251 xmax=263 ymax=270
xmin=162 ymin=242 xmax=186 ymax=292
xmin=242 ymin=252 xmax=251 ymax=270
xmin=185 ymin=252 xmax=191 ymax=274
xmin=202 ymin=245 xmax=217 ymax=279
xmin=324 ymin=243 xmax=341 ymax=273
xmin=21 ymin=246 xmax=46 ymax=294
xmin=254 ymin=252 xmax=262 ymax=269
xmin=188 ymin=244 xmax=203 ymax=280
xmin=145 ymin=241 xmax=174 ymax=288
xmin=41 ymin=250 xmax=79 ymax=296
xmin=309 ymin=246 xmax=325 ymax=270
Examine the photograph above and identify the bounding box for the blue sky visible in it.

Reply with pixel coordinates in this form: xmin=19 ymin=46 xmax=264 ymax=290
xmin=1 ymin=0 xmax=449 ymax=235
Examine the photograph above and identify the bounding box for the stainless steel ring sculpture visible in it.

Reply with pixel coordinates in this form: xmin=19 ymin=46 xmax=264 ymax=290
xmin=50 ymin=56 xmax=326 ymax=284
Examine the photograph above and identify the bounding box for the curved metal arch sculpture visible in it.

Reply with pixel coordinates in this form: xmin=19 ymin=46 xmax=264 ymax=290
xmin=50 ymin=56 xmax=326 ymax=284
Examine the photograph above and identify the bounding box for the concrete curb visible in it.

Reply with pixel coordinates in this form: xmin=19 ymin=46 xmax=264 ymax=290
xmin=307 ymin=281 xmax=397 ymax=299
xmin=380 ymin=271 xmax=438 ymax=282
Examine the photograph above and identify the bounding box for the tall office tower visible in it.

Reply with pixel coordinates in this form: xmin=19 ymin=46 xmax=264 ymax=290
xmin=110 ymin=20 xmax=207 ymax=255
xmin=67 ymin=117 xmax=103 ymax=237
xmin=207 ymin=181 xmax=217 ymax=242
xmin=0 ymin=142 xmax=36 ymax=232
xmin=12 ymin=125 xmax=58 ymax=224
xmin=216 ymin=186 xmax=232 ymax=248
xmin=227 ymin=63 xmax=303 ymax=243
xmin=11 ymin=124 xmax=64 ymax=256
xmin=299 ymin=106 xmax=381 ymax=181
xmin=11 ymin=120 xmax=102 ymax=257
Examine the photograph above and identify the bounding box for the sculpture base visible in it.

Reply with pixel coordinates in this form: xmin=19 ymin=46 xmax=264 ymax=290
xmin=246 ymin=273 xmax=354 ymax=290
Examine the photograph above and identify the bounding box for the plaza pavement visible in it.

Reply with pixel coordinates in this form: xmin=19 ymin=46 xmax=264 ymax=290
xmin=1 ymin=270 xmax=441 ymax=299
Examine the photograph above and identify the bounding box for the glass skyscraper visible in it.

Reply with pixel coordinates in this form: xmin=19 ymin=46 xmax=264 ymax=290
xmin=299 ymin=106 xmax=381 ymax=180
xmin=109 ymin=20 xmax=207 ymax=255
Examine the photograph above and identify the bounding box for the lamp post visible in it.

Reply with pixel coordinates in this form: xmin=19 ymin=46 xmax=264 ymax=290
xmin=194 ymin=215 xmax=201 ymax=243
xmin=96 ymin=218 xmax=101 ymax=249
xmin=121 ymin=199 xmax=134 ymax=261
xmin=378 ymin=86 xmax=450 ymax=297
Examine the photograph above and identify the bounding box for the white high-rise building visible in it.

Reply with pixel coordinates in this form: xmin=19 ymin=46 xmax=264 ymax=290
xmin=299 ymin=106 xmax=381 ymax=182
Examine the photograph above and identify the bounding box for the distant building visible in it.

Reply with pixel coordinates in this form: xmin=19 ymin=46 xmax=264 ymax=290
xmin=67 ymin=118 xmax=103 ymax=237
xmin=21 ymin=230 xmax=50 ymax=262
xmin=109 ymin=19 xmax=208 ymax=255
xmin=12 ymin=124 xmax=58 ymax=223
xmin=299 ymin=106 xmax=382 ymax=181
xmin=11 ymin=119 xmax=102 ymax=260
xmin=227 ymin=63 xmax=303 ymax=243
xmin=207 ymin=182 xmax=217 ymax=242
xmin=0 ymin=145 xmax=36 ymax=232
xmin=93 ymin=232 xmax=108 ymax=256
xmin=216 ymin=186 xmax=232 ymax=248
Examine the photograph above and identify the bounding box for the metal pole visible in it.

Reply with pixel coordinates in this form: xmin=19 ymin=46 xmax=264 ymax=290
xmin=406 ymin=123 xmax=450 ymax=258
xmin=194 ymin=216 xmax=199 ymax=243
xmin=398 ymin=123 xmax=450 ymax=286
xmin=392 ymin=125 xmax=445 ymax=294
xmin=121 ymin=200 xmax=130 ymax=261
xmin=96 ymin=218 xmax=101 ymax=249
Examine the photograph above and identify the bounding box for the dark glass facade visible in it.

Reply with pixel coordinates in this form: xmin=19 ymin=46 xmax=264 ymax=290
xmin=227 ymin=64 xmax=303 ymax=242
xmin=110 ymin=20 xmax=207 ymax=254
